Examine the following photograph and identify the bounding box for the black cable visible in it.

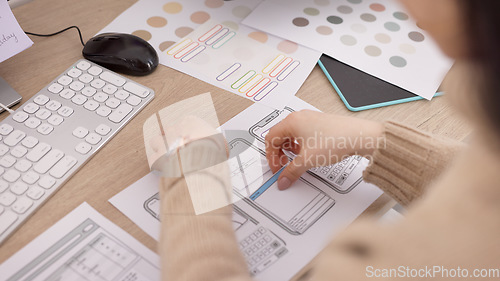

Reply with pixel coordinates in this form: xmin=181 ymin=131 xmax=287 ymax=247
xmin=25 ymin=26 xmax=85 ymax=47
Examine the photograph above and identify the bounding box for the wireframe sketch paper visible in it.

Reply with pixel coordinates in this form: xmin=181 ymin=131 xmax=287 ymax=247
xmin=98 ymin=0 xmax=321 ymax=108
xmin=0 ymin=0 xmax=33 ymax=63
xmin=242 ymin=0 xmax=452 ymax=100
xmin=0 ymin=202 xmax=160 ymax=281
xmin=110 ymin=96 xmax=383 ymax=280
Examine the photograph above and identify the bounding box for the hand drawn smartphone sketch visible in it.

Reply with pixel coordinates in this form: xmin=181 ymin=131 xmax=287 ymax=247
xmin=248 ymin=107 xmax=365 ymax=194
xmin=229 ymin=138 xmax=335 ymax=235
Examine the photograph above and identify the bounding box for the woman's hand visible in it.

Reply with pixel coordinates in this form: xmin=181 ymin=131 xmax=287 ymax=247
xmin=265 ymin=110 xmax=383 ymax=190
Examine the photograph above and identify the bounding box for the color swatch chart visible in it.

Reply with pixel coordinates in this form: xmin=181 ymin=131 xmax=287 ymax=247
xmin=243 ymin=0 xmax=453 ymax=100
xmin=165 ymin=21 xmax=320 ymax=108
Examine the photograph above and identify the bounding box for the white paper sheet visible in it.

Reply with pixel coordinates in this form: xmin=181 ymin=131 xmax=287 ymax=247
xmin=110 ymin=96 xmax=383 ymax=280
xmin=242 ymin=0 xmax=452 ymax=100
xmin=0 ymin=202 xmax=160 ymax=281
xmin=0 ymin=0 xmax=33 ymax=63
xmin=98 ymin=0 xmax=321 ymax=108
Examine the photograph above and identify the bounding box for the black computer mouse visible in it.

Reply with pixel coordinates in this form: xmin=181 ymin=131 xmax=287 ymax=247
xmin=82 ymin=33 xmax=159 ymax=76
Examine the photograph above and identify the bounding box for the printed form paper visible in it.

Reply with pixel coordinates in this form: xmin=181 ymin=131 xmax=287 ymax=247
xmin=242 ymin=0 xmax=452 ymax=100
xmin=0 ymin=0 xmax=33 ymax=63
xmin=0 ymin=202 xmax=160 ymax=281
xmin=110 ymin=96 xmax=383 ymax=281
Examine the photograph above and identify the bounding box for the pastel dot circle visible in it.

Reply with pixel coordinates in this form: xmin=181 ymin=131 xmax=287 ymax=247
xmin=375 ymin=33 xmax=391 ymax=44
xmin=314 ymin=0 xmax=330 ymax=6
xmin=159 ymin=41 xmax=176 ymax=51
xmin=248 ymin=31 xmax=268 ymax=43
xmin=175 ymin=26 xmax=194 ymax=38
xmin=365 ymin=45 xmax=382 ymax=57
xmin=147 ymin=16 xmax=167 ymax=28
xmin=409 ymin=31 xmax=425 ymax=42
xmin=370 ymin=3 xmax=385 ymax=12
xmin=304 ymin=7 xmax=320 ymax=16
xmin=163 ymin=2 xmax=182 ymax=14
xmin=132 ymin=30 xmax=152 ymax=41
xmin=347 ymin=0 xmax=362 ymax=4
xmin=205 ymin=0 xmax=223 ymax=8
xmin=293 ymin=17 xmax=309 ymax=27
xmin=390 ymin=56 xmax=407 ymax=68
xmin=277 ymin=40 xmax=298 ymax=54
xmin=384 ymin=22 xmax=400 ymax=32
xmin=316 ymin=25 xmax=333 ymax=35
xmin=327 ymin=15 xmax=343 ymax=24
xmin=191 ymin=11 xmax=210 ymax=24
xmin=351 ymin=23 xmax=366 ymax=33
xmin=399 ymin=43 xmax=416 ymax=54
xmin=337 ymin=5 xmax=353 ymax=14
xmin=340 ymin=35 xmax=357 ymax=46
xmin=222 ymin=21 xmax=239 ymax=30
xmin=233 ymin=6 xmax=252 ymax=18
xmin=360 ymin=13 xmax=376 ymax=22
xmin=393 ymin=11 xmax=409 ymax=20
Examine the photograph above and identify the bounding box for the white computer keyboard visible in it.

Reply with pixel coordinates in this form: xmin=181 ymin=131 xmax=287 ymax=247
xmin=0 ymin=59 xmax=154 ymax=244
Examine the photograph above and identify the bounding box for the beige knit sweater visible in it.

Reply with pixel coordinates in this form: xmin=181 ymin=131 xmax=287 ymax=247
xmin=159 ymin=66 xmax=500 ymax=280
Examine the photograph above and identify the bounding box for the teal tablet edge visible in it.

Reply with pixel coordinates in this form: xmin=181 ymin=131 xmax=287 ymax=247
xmin=317 ymin=60 xmax=443 ymax=112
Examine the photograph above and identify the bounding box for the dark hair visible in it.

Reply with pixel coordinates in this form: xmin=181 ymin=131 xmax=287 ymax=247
xmin=462 ymin=0 xmax=500 ymax=133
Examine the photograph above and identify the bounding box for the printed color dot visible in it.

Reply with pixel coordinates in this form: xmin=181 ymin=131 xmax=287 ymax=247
xmin=147 ymin=16 xmax=167 ymax=28
xmin=360 ymin=13 xmax=376 ymax=22
xmin=316 ymin=25 xmax=333 ymax=35
xmin=277 ymin=40 xmax=298 ymax=54
xmin=384 ymin=22 xmax=400 ymax=32
xmin=222 ymin=21 xmax=239 ymax=30
xmin=163 ymin=2 xmax=182 ymax=14
xmin=365 ymin=45 xmax=382 ymax=57
xmin=337 ymin=5 xmax=353 ymax=14
xmin=409 ymin=31 xmax=425 ymax=42
xmin=390 ymin=56 xmax=407 ymax=68
xmin=347 ymin=0 xmax=362 ymax=4
xmin=175 ymin=26 xmax=194 ymax=38
xmin=248 ymin=32 xmax=268 ymax=43
xmin=370 ymin=3 xmax=385 ymax=12
xmin=191 ymin=11 xmax=210 ymax=24
xmin=304 ymin=7 xmax=320 ymax=16
xmin=293 ymin=17 xmax=309 ymax=27
xmin=393 ymin=12 xmax=409 ymax=20
xmin=340 ymin=35 xmax=357 ymax=46
xmin=399 ymin=44 xmax=416 ymax=54
xmin=132 ymin=30 xmax=152 ymax=41
xmin=205 ymin=0 xmax=223 ymax=8
xmin=375 ymin=33 xmax=391 ymax=44
xmin=159 ymin=41 xmax=176 ymax=51
xmin=351 ymin=23 xmax=366 ymax=33
xmin=327 ymin=15 xmax=343 ymax=24
xmin=233 ymin=6 xmax=252 ymax=18
xmin=314 ymin=0 xmax=330 ymax=6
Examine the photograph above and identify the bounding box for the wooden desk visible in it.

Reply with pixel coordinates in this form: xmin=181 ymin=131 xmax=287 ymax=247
xmin=0 ymin=0 xmax=471 ymax=278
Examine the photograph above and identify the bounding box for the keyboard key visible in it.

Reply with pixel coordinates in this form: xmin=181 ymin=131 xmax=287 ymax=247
xmin=96 ymin=106 xmax=112 ymax=117
xmin=79 ymin=73 xmax=94 ymax=84
xmin=69 ymin=81 xmax=85 ymax=91
xmin=94 ymin=92 xmax=108 ymax=103
xmin=35 ymin=108 xmax=52 ymax=120
xmin=72 ymin=127 xmax=89 ymax=138
xmin=37 ymin=124 xmax=54 ymax=135
xmin=23 ymin=103 xmax=40 ymax=114
xmin=126 ymin=95 xmax=141 ymax=106
xmin=0 ymin=167 xmax=5 ymax=176
xmin=12 ymin=197 xmax=33 ymax=214
xmin=95 ymin=124 xmax=111 ymax=136
xmin=81 ymin=86 xmax=97 ymax=97
xmin=0 ymin=180 xmax=8 ymax=192
xmin=76 ymin=60 xmax=91 ymax=70
xmin=57 ymin=75 xmax=73 ymax=86
xmin=0 ymin=155 xmax=16 ymax=168
xmin=47 ymin=115 xmax=64 ymax=126
xmin=71 ymin=94 xmax=87 ymax=105
xmin=21 ymin=136 xmax=38 ymax=148
xmin=115 ymin=90 xmax=130 ymax=100
xmin=26 ymin=143 xmax=51 ymax=162
xmin=34 ymin=149 xmax=64 ymax=174
xmin=59 ymin=89 xmax=75 ymax=99
xmin=46 ymin=100 xmax=62 ymax=111
xmin=15 ymin=159 xmax=32 ymax=172
xmin=12 ymin=111 xmax=29 ymax=123
xmin=0 ymin=144 xmax=8 ymax=156
xmin=50 ymin=156 xmax=77 ymax=178
xmin=124 ymin=82 xmax=150 ymax=98
xmin=11 ymin=182 xmax=28 ymax=195
xmin=85 ymin=133 xmax=101 ymax=145
xmin=0 ymin=191 xmax=16 ymax=206
xmin=109 ymin=104 xmax=133 ymax=123
xmin=88 ymin=66 xmax=103 ymax=76
xmin=100 ymin=71 xmax=126 ymax=86
xmin=22 ymin=171 xmax=40 ymax=185
xmin=48 ymin=83 xmax=63 ymax=94
xmin=3 ymin=170 xmax=21 ymax=183
xmin=102 ymin=84 xmax=117 ymax=94
xmin=58 ymin=106 xmax=74 ymax=117
xmin=38 ymin=175 xmax=56 ymax=189
xmin=75 ymin=142 xmax=92 ymax=155
xmin=105 ymin=98 xmax=120 ymax=109
xmin=11 ymin=146 xmax=28 ymax=158
xmin=91 ymin=79 xmax=105 ymax=89
xmin=25 ymin=118 xmax=41 ymax=129
xmin=67 ymin=68 xmax=82 ymax=78
xmin=83 ymin=100 xmax=99 ymax=111
xmin=27 ymin=186 xmax=45 ymax=200
xmin=0 ymin=211 xmax=17 ymax=235
xmin=0 ymin=124 xmax=13 ymax=136
xmin=33 ymin=94 xmax=50 ymax=105
xmin=4 ymin=130 xmax=26 ymax=146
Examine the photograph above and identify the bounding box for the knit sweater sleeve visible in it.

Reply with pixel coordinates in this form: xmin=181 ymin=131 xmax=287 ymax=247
xmin=362 ymin=121 xmax=464 ymax=206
